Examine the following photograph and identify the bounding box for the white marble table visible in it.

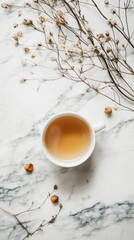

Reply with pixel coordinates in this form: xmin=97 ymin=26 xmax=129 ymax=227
xmin=0 ymin=1 xmax=134 ymax=240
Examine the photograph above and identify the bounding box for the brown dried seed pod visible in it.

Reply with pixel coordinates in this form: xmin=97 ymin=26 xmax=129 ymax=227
xmin=50 ymin=195 xmax=59 ymax=203
xmin=24 ymin=163 xmax=33 ymax=172
xmin=104 ymin=106 xmax=112 ymax=115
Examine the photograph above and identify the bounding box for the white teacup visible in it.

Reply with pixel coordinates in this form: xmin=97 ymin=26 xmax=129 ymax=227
xmin=42 ymin=112 xmax=106 ymax=167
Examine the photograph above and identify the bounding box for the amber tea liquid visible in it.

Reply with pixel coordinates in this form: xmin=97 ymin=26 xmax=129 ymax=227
xmin=44 ymin=116 xmax=90 ymax=160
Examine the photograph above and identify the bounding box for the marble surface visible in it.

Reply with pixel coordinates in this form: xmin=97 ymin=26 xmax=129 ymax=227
xmin=0 ymin=1 xmax=134 ymax=240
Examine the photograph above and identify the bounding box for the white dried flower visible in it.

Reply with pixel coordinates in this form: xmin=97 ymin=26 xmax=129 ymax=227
xmin=1 ymin=2 xmax=10 ymax=8
xmin=107 ymin=19 xmax=116 ymax=27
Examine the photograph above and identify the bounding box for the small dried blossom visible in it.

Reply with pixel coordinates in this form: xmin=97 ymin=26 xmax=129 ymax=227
xmin=13 ymin=23 xmax=18 ymax=28
xmin=25 ymin=2 xmax=31 ymax=7
xmin=115 ymin=39 xmax=119 ymax=45
xmin=106 ymin=47 xmax=112 ymax=53
xmin=13 ymin=35 xmax=18 ymax=42
xmin=20 ymin=78 xmax=27 ymax=83
xmin=104 ymin=0 xmax=109 ymax=4
xmin=107 ymin=19 xmax=117 ymax=27
xmin=24 ymin=47 xmax=30 ymax=53
xmin=105 ymin=31 xmax=110 ymax=37
xmin=38 ymin=15 xmax=45 ymax=24
xmin=97 ymin=33 xmax=105 ymax=39
xmin=31 ymin=54 xmax=36 ymax=58
xmin=23 ymin=19 xmax=33 ymax=26
xmin=111 ymin=8 xmax=116 ymax=14
xmin=1 ymin=3 xmax=10 ymax=8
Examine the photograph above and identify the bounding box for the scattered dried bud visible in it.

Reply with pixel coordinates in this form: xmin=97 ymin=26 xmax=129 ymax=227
xmin=24 ymin=163 xmax=33 ymax=172
xmin=13 ymin=23 xmax=18 ymax=28
xmin=50 ymin=195 xmax=59 ymax=203
xmin=104 ymin=106 xmax=112 ymax=114
xmin=24 ymin=47 xmax=30 ymax=53
xmin=1 ymin=3 xmax=10 ymax=8
xmin=23 ymin=19 xmax=33 ymax=26
xmin=33 ymin=0 xmax=38 ymax=2
xmin=54 ymin=184 xmax=58 ymax=190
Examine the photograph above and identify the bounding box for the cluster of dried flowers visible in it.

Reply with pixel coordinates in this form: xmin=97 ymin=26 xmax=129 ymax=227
xmin=1 ymin=0 xmax=134 ymax=112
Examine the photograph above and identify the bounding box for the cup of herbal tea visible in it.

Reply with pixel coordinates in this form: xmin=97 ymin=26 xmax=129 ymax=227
xmin=41 ymin=112 xmax=106 ymax=167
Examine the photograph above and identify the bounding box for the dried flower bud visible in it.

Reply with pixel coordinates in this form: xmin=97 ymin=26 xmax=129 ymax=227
xmin=50 ymin=195 xmax=59 ymax=203
xmin=26 ymin=2 xmax=31 ymax=7
xmin=97 ymin=33 xmax=105 ymax=39
xmin=115 ymin=39 xmax=119 ymax=45
xmin=111 ymin=8 xmax=116 ymax=14
xmin=104 ymin=106 xmax=112 ymax=114
xmin=24 ymin=163 xmax=33 ymax=172
xmin=20 ymin=78 xmax=27 ymax=83
xmin=104 ymin=0 xmax=109 ymax=4
xmin=23 ymin=19 xmax=33 ymax=26
xmin=107 ymin=19 xmax=116 ymax=27
xmin=33 ymin=0 xmax=38 ymax=2
xmin=59 ymin=203 xmax=63 ymax=209
xmin=31 ymin=54 xmax=36 ymax=58
xmin=23 ymin=47 xmax=30 ymax=53
xmin=107 ymin=47 xmax=112 ymax=53
xmin=13 ymin=35 xmax=18 ymax=42
xmin=38 ymin=15 xmax=45 ymax=24
xmin=1 ymin=3 xmax=10 ymax=8
xmin=105 ymin=31 xmax=110 ymax=37
xmin=13 ymin=23 xmax=18 ymax=28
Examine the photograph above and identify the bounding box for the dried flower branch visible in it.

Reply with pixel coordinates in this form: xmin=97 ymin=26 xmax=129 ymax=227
xmin=1 ymin=0 xmax=134 ymax=111
xmin=0 ymin=185 xmax=62 ymax=240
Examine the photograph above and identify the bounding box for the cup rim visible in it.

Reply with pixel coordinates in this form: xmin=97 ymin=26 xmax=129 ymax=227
xmin=41 ymin=111 xmax=95 ymax=167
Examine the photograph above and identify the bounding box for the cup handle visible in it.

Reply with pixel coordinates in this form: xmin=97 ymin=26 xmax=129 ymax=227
xmin=94 ymin=122 xmax=106 ymax=133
